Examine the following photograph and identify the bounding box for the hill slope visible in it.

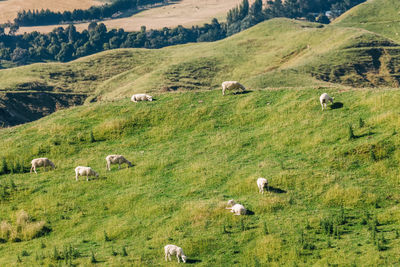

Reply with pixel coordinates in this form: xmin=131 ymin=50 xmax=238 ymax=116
xmin=2 ymin=18 xmax=400 ymax=126
xmin=334 ymin=0 xmax=400 ymax=42
xmin=0 ymin=88 xmax=400 ymax=265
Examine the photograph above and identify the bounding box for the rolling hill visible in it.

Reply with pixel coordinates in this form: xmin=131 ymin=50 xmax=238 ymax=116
xmin=1 ymin=2 xmax=400 ymax=265
xmin=334 ymin=0 xmax=400 ymax=42
xmin=2 ymin=18 xmax=400 ymax=126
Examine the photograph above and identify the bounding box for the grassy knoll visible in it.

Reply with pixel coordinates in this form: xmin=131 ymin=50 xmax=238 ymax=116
xmin=1 ymin=88 xmax=400 ymax=265
xmin=334 ymin=0 xmax=400 ymax=42
xmin=2 ymin=18 xmax=400 ymax=100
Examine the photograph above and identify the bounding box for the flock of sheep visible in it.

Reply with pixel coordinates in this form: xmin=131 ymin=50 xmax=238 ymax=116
xmin=28 ymin=82 xmax=335 ymax=263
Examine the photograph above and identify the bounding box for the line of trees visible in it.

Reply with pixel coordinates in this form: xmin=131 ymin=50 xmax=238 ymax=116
xmin=0 ymin=0 xmax=366 ymax=66
xmin=14 ymin=0 xmax=166 ymax=26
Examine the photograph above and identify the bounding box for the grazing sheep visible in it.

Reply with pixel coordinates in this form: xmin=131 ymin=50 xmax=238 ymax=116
xmin=131 ymin=93 xmax=153 ymax=102
xmin=30 ymin=158 xmax=55 ymax=174
xmin=75 ymin=166 xmax=99 ymax=181
xmin=221 ymin=81 xmax=246 ymax=95
xmin=106 ymin=155 xmax=133 ymax=171
xmin=320 ymin=93 xmax=334 ymax=110
xmin=164 ymin=244 xmax=187 ymax=263
xmin=257 ymin=177 xmax=269 ymax=194
xmin=226 ymin=199 xmax=247 ymax=215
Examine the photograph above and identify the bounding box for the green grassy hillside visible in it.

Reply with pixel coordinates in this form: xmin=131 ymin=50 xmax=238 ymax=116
xmin=1 ymin=88 xmax=400 ymax=265
xmin=2 ymin=17 xmax=400 ymax=126
xmin=334 ymin=0 xmax=400 ymax=42
xmin=2 ymin=18 xmax=400 ymax=97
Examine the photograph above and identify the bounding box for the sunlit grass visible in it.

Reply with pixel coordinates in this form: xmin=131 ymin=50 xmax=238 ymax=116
xmin=1 ymin=88 xmax=400 ymax=265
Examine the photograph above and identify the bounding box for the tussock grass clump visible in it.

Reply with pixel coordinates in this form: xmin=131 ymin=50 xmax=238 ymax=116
xmin=0 ymin=210 xmax=49 ymax=242
xmin=323 ymin=184 xmax=362 ymax=207
xmin=257 ymin=196 xmax=289 ymax=212
xmin=348 ymin=124 xmax=356 ymax=140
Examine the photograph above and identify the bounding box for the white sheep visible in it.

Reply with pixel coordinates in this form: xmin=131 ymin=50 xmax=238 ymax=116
xmin=131 ymin=93 xmax=153 ymax=102
xmin=320 ymin=93 xmax=334 ymax=110
xmin=221 ymin=81 xmax=246 ymax=95
xmin=164 ymin=244 xmax=187 ymax=263
xmin=257 ymin=177 xmax=269 ymax=194
xmin=226 ymin=199 xmax=246 ymax=215
xmin=30 ymin=158 xmax=55 ymax=174
xmin=75 ymin=166 xmax=99 ymax=181
xmin=106 ymin=155 xmax=133 ymax=171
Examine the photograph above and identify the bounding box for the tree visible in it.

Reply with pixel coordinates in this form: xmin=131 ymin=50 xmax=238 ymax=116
xmin=55 ymin=43 xmax=74 ymax=61
xmin=239 ymin=0 xmax=249 ymax=20
xmin=316 ymin=13 xmax=330 ymax=24
xmin=67 ymin=24 xmax=78 ymax=43
xmin=11 ymin=47 xmax=28 ymax=64
xmin=9 ymin=24 xmax=19 ymax=35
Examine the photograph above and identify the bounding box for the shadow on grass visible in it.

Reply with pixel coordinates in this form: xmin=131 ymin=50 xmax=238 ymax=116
xmin=233 ymin=90 xmax=252 ymax=95
xmin=331 ymin=102 xmax=343 ymax=109
xmin=186 ymin=259 xmax=202 ymax=264
xmin=354 ymin=131 xmax=374 ymax=139
xmin=88 ymin=176 xmax=107 ymax=181
xmin=246 ymin=210 xmax=255 ymax=215
xmin=268 ymin=186 xmax=286 ymax=194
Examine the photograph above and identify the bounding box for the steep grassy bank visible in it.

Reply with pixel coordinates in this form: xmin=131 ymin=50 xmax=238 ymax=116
xmin=1 ymin=88 xmax=400 ymax=265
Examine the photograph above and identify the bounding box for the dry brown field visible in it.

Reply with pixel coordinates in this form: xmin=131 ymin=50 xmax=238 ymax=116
xmin=0 ymin=0 xmax=103 ymax=23
xmin=16 ymin=0 xmax=250 ymax=33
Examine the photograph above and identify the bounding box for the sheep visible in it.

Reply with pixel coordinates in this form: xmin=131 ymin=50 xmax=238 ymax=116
xmin=257 ymin=177 xmax=269 ymax=194
xmin=75 ymin=166 xmax=99 ymax=181
xmin=106 ymin=155 xmax=133 ymax=171
xmin=221 ymin=81 xmax=246 ymax=95
xmin=164 ymin=244 xmax=187 ymax=263
xmin=131 ymin=93 xmax=153 ymax=102
xmin=226 ymin=199 xmax=247 ymax=215
xmin=320 ymin=93 xmax=334 ymax=110
xmin=30 ymin=158 xmax=55 ymax=174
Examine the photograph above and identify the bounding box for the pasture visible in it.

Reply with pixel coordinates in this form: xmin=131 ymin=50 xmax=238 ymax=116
xmin=1 ymin=88 xmax=400 ymax=265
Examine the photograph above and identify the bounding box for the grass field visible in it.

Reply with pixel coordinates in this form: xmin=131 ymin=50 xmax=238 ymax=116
xmin=334 ymin=0 xmax=400 ymax=42
xmin=0 ymin=0 xmax=103 ymax=24
xmin=4 ymin=18 xmax=400 ymax=98
xmin=1 ymin=88 xmax=400 ymax=266
xmin=3 ymin=17 xmax=400 ymax=126
xmin=17 ymin=0 xmax=249 ymax=34
xmin=2 ymin=2 xmax=400 ymax=265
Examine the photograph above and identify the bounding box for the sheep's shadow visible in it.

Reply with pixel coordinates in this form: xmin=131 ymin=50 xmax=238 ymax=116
xmin=267 ymin=186 xmax=286 ymax=194
xmin=87 ymin=176 xmax=107 ymax=181
xmin=109 ymin=165 xmax=135 ymax=171
xmin=246 ymin=210 xmax=255 ymax=215
xmin=233 ymin=90 xmax=252 ymax=95
xmin=331 ymin=102 xmax=343 ymax=109
xmin=186 ymin=259 xmax=202 ymax=264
